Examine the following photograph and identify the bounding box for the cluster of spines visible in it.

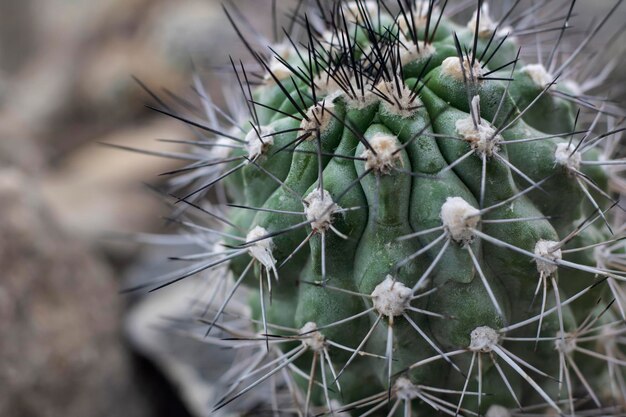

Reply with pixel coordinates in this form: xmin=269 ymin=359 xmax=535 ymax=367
xmin=117 ymin=0 xmax=626 ymax=416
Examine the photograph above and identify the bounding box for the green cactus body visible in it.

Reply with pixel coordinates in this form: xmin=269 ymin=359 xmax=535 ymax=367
xmin=135 ymin=1 xmax=626 ymax=415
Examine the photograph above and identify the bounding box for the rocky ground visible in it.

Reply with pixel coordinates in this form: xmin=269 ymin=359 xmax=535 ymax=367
xmin=0 ymin=1 xmax=266 ymax=415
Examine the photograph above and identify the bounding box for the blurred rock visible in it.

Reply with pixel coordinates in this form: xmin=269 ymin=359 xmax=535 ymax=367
xmin=124 ymin=246 xmax=267 ymax=417
xmin=0 ymin=0 xmax=36 ymax=75
xmin=40 ymin=118 xmax=188 ymax=244
xmin=0 ymin=168 xmax=150 ymax=417
xmin=0 ymin=132 xmax=46 ymax=176
xmin=0 ymin=0 xmax=251 ymax=163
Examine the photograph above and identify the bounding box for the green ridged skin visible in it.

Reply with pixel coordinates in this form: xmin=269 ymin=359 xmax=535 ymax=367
xmin=143 ymin=1 xmax=626 ymax=416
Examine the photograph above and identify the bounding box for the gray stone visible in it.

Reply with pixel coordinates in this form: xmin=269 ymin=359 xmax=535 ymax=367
xmin=0 ymin=169 xmax=150 ymax=417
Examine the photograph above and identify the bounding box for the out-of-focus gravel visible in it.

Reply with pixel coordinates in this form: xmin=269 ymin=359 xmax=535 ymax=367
xmin=0 ymin=1 xmax=274 ymax=416
xmin=0 ymin=168 xmax=151 ymax=417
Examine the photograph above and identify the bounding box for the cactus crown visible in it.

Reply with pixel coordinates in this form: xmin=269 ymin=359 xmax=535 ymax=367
xmin=128 ymin=1 xmax=626 ymax=416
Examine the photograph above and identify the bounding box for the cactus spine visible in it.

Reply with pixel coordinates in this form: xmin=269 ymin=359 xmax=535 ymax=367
xmin=131 ymin=1 xmax=626 ymax=416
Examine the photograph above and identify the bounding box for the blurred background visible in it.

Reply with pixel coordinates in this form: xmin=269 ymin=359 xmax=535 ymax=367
xmin=0 ymin=1 xmax=279 ymax=416
xmin=0 ymin=1 xmax=623 ymax=417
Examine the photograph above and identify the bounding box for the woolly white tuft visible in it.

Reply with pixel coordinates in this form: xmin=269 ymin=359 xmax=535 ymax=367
xmin=300 ymin=101 xmax=336 ymax=139
xmin=245 ymin=126 xmax=274 ymax=160
xmin=554 ymin=331 xmax=576 ymax=354
xmin=303 ymin=188 xmax=340 ymax=232
xmin=521 ymin=63 xmax=554 ymax=88
xmin=371 ymin=275 xmax=412 ymax=317
xmin=360 ymin=132 xmax=403 ymax=173
xmin=398 ymin=34 xmax=436 ymax=66
xmin=456 ymin=97 xmax=502 ymax=157
xmin=299 ymin=322 xmax=325 ymax=352
xmin=394 ymin=377 xmax=420 ymax=401
xmin=440 ymin=197 xmax=480 ymax=243
xmin=376 ymin=79 xmax=422 ymax=117
xmin=441 ymin=56 xmax=484 ymax=81
xmin=554 ymin=142 xmax=582 ymax=172
xmin=469 ymin=326 xmax=499 ymax=352
xmin=534 ymin=239 xmax=562 ymax=276
xmin=397 ymin=1 xmax=440 ymax=31
xmin=246 ymin=226 xmax=277 ymax=273
xmin=467 ymin=3 xmax=513 ymax=38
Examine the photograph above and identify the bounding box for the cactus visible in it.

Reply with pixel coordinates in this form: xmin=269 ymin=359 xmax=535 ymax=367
xmin=128 ymin=1 xmax=626 ymax=416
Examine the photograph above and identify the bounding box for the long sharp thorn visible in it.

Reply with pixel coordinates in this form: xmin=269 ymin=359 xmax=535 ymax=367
xmin=467 ymin=246 xmax=505 ymax=322
xmin=205 ymin=259 xmax=254 ymax=336
xmin=213 ymin=346 xmax=308 ymax=412
xmin=491 ymin=345 xmax=561 ymax=413
xmin=260 ymin=276 xmax=269 ymax=352
xmin=455 ymin=352 xmax=475 ymax=417
xmin=334 ymin=314 xmax=383 ymax=384
xmin=403 ymin=312 xmax=462 ymax=374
